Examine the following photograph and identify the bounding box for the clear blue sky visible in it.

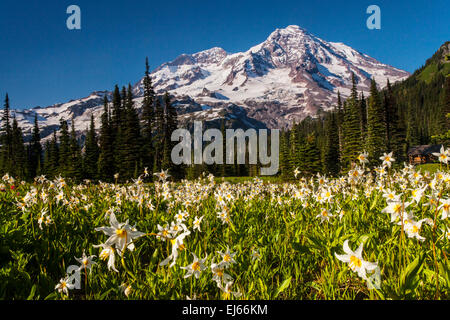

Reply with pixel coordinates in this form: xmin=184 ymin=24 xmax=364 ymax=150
xmin=0 ymin=0 xmax=448 ymax=109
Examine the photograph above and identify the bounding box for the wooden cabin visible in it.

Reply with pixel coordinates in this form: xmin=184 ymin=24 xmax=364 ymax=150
xmin=407 ymin=145 xmax=443 ymax=165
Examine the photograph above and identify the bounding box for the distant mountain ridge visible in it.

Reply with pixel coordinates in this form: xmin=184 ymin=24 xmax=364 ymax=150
xmin=8 ymin=25 xmax=410 ymax=140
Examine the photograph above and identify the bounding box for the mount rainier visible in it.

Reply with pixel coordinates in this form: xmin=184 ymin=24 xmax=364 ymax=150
xmin=11 ymin=25 xmax=409 ymax=141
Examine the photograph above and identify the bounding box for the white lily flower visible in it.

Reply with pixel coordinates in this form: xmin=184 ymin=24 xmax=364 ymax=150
xmin=335 ymin=240 xmax=378 ymax=281
xmin=94 ymin=212 xmax=145 ymax=256
xmin=55 ymin=277 xmax=75 ymax=296
xmin=180 ymin=252 xmax=208 ymax=279
xmin=75 ymin=250 xmax=97 ymax=273
xmin=93 ymin=243 xmax=118 ymax=272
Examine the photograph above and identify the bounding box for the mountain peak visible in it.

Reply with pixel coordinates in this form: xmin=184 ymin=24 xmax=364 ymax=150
xmin=12 ymin=25 xmax=411 ymax=140
xmin=268 ymin=24 xmax=311 ymax=40
xmin=283 ymin=25 xmax=308 ymax=33
xmin=192 ymin=47 xmax=228 ymax=64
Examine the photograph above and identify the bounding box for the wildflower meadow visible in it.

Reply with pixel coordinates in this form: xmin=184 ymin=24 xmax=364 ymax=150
xmin=0 ymin=151 xmax=449 ymax=300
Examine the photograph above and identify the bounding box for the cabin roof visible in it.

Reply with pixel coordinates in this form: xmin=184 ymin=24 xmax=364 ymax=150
xmin=407 ymin=144 xmax=443 ymax=156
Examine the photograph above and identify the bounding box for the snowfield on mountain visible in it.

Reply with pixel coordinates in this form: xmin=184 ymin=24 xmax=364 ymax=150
xmin=11 ymin=25 xmax=409 ymax=141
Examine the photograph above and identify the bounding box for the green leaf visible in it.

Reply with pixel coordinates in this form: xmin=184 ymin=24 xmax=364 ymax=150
xmin=275 ymin=276 xmax=292 ymax=298
xmin=369 ymin=194 xmax=379 ymax=210
xmin=27 ymin=284 xmax=37 ymax=300
xmin=400 ymin=253 xmax=424 ymax=291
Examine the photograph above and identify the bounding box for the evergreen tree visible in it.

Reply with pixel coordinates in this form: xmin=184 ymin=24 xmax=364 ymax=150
xmin=384 ymin=79 xmax=407 ymax=162
xmin=341 ymin=74 xmax=362 ymax=171
xmin=141 ymin=57 xmax=155 ymax=177
xmin=11 ymin=116 xmax=26 ymax=178
xmin=112 ymin=87 xmax=128 ymax=179
xmin=336 ymin=92 xmax=344 ymax=162
xmin=359 ymin=92 xmax=367 ymax=143
xmin=279 ymin=130 xmax=291 ymax=179
xmin=28 ymin=114 xmax=42 ymax=178
xmin=58 ymin=119 xmax=70 ymax=177
xmin=445 ymin=76 xmax=450 ymax=132
xmin=323 ymin=110 xmax=340 ymax=175
xmin=366 ymin=78 xmax=387 ymax=165
xmin=111 ymin=85 xmax=122 ymax=132
xmin=153 ymin=97 xmax=164 ymax=173
xmin=43 ymin=140 xmax=51 ymax=177
xmin=98 ymin=96 xmax=115 ymax=181
xmin=162 ymin=92 xmax=181 ymax=178
xmin=122 ymin=84 xmax=142 ymax=180
xmin=48 ymin=130 xmax=60 ymax=178
xmin=288 ymin=123 xmax=301 ymax=171
xmin=69 ymin=119 xmax=83 ymax=181
xmin=84 ymin=114 xmax=100 ymax=180
xmin=303 ymin=133 xmax=322 ymax=174
xmin=0 ymin=94 xmax=12 ymax=174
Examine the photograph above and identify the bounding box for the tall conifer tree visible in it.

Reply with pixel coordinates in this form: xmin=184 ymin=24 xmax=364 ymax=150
xmin=366 ymin=78 xmax=387 ymax=165
xmin=341 ymin=74 xmax=362 ymax=171
xmin=84 ymin=114 xmax=100 ymax=180
xmin=29 ymin=114 xmax=42 ymax=178
xmin=1 ymin=94 xmax=12 ymax=174
xmin=141 ymin=57 xmax=155 ymax=178
xmin=324 ymin=111 xmax=340 ymax=175
xmin=98 ymin=96 xmax=115 ymax=181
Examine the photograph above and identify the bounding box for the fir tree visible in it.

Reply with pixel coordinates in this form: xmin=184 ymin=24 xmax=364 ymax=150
xmin=43 ymin=140 xmax=51 ymax=177
xmin=359 ymin=92 xmax=367 ymax=143
xmin=162 ymin=92 xmax=181 ymax=178
xmin=58 ymin=119 xmax=71 ymax=177
xmin=84 ymin=114 xmax=100 ymax=180
xmin=153 ymin=97 xmax=164 ymax=173
xmin=111 ymin=85 xmax=122 ymax=133
xmin=98 ymin=96 xmax=115 ymax=181
xmin=279 ymin=130 xmax=291 ymax=179
xmin=141 ymin=58 xmax=155 ymax=178
xmin=11 ymin=116 xmax=26 ymax=178
xmin=445 ymin=76 xmax=450 ymax=132
xmin=384 ymin=79 xmax=407 ymax=162
xmin=0 ymin=94 xmax=12 ymax=174
xmin=288 ymin=123 xmax=301 ymax=171
xmin=48 ymin=130 xmax=59 ymax=178
xmin=303 ymin=133 xmax=322 ymax=174
xmin=122 ymin=84 xmax=142 ymax=180
xmin=336 ymin=92 xmax=344 ymax=162
xmin=28 ymin=114 xmax=42 ymax=178
xmin=341 ymin=74 xmax=362 ymax=171
xmin=366 ymin=78 xmax=387 ymax=165
xmin=323 ymin=111 xmax=340 ymax=175
xmin=69 ymin=119 xmax=83 ymax=181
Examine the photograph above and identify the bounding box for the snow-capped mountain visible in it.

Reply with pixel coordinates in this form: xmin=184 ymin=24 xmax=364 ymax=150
xmin=11 ymin=25 xmax=409 ymax=140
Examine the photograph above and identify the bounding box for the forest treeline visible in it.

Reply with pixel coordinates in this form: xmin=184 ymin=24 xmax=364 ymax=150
xmin=278 ymin=71 xmax=450 ymax=179
xmin=1 ymin=44 xmax=449 ymax=182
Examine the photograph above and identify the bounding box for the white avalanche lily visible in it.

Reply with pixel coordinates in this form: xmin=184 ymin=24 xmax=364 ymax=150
xmin=193 ymin=216 xmax=204 ymax=232
xmin=159 ymin=229 xmax=191 ymax=268
xmin=94 ymin=212 xmax=145 ymax=256
xmin=397 ymin=213 xmax=432 ymax=241
xmin=335 ymin=240 xmax=378 ymax=281
xmin=55 ymin=276 xmax=75 ymax=295
xmin=438 ymin=198 xmax=450 ymax=220
xmin=180 ymin=252 xmax=208 ymax=279
xmin=380 ymin=152 xmax=395 ymax=168
xmin=75 ymin=250 xmax=96 ymax=273
xmin=432 ymin=146 xmax=448 ymax=164
xmin=93 ymin=243 xmax=118 ymax=272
